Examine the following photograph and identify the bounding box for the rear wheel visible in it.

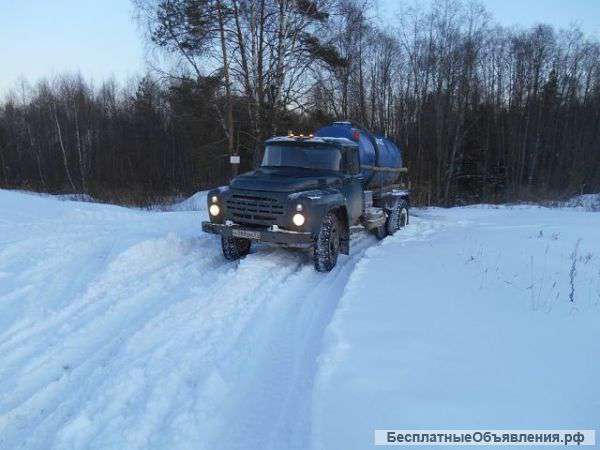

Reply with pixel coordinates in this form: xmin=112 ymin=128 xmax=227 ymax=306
xmin=386 ymin=200 xmax=409 ymax=234
xmin=221 ymin=235 xmax=251 ymax=261
xmin=398 ymin=201 xmax=409 ymax=228
xmin=386 ymin=206 xmax=400 ymax=236
xmin=314 ymin=212 xmax=340 ymax=272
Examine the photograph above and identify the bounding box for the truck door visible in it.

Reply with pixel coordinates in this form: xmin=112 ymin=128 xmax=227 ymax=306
xmin=341 ymin=147 xmax=363 ymax=225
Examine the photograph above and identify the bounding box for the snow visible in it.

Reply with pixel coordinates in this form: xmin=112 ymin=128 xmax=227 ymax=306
xmin=1 ymin=189 xmax=599 ymax=450
xmin=558 ymin=193 xmax=600 ymax=211
xmin=168 ymin=191 xmax=208 ymax=212
xmin=266 ymin=135 xmax=356 ymax=146
xmin=313 ymin=206 xmax=600 ymax=449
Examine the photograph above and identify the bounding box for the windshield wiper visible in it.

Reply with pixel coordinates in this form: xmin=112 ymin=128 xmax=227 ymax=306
xmin=262 ymin=165 xmax=324 ymax=171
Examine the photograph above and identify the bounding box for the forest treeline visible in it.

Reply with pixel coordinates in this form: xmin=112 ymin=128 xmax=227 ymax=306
xmin=0 ymin=0 xmax=599 ymax=206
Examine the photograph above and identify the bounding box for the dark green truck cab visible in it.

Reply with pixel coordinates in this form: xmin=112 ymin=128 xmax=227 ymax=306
xmin=202 ymin=135 xmax=409 ymax=272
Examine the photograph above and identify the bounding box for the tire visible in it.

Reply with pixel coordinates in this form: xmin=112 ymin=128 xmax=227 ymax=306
xmin=314 ymin=212 xmax=340 ymax=272
xmin=398 ymin=200 xmax=409 ymax=228
xmin=386 ymin=205 xmax=400 ymax=236
xmin=221 ymin=235 xmax=251 ymax=261
xmin=374 ymin=223 xmax=387 ymax=240
xmin=386 ymin=200 xmax=409 ymax=235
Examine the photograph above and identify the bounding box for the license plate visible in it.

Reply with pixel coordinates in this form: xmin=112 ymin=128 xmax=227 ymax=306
xmin=232 ymin=229 xmax=261 ymax=240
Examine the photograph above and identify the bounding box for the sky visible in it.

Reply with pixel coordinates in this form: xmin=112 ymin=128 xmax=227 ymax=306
xmin=1 ymin=0 xmax=599 ymax=97
xmin=0 ymin=0 xmax=144 ymax=97
xmin=381 ymin=0 xmax=600 ymax=34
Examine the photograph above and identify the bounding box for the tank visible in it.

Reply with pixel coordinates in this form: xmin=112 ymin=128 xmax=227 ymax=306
xmin=315 ymin=121 xmax=403 ymax=188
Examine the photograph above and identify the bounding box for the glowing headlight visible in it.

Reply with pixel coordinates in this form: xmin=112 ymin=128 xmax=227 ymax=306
xmin=211 ymin=195 xmax=218 ymax=203
xmin=209 ymin=204 xmax=220 ymax=216
xmin=292 ymin=213 xmax=305 ymax=226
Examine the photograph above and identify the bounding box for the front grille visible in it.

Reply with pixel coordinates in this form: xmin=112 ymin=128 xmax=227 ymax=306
xmin=226 ymin=193 xmax=285 ymax=225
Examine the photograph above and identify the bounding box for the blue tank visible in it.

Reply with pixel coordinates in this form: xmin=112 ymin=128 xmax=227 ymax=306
xmin=315 ymin=121 xmax=403 ymax=188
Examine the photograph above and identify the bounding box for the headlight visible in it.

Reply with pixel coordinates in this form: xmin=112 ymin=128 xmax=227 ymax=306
xmin=211 ymin=195 xmax=218 ymax=203
xmin=292 ymin=213 xmax=305 ymax=226
xmin=209 ymin=204 xmax=220 ymax=216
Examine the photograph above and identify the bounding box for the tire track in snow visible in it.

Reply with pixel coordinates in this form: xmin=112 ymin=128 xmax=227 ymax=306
xmin=42 ymin=247 xmax=308 ymax=449
xmin=210 ymin=232 xmax=379 ymax=450
xmin=213 ymin=218 xmax=441 ymax=450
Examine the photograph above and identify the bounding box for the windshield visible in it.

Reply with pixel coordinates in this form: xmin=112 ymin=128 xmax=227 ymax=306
xmin=262 ymin=144 xmax=342 ymax=171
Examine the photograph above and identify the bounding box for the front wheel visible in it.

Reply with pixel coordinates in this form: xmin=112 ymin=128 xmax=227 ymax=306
xmin=374 ymin=223 xmax=387 ymax=240
xmin=314 ymin=212 xmax=340 ymax=272
xmin=221 ymin=235 xmax=251 ymax=261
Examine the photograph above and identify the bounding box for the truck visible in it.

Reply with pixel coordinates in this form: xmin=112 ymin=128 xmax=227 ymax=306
xmin=201 ymin=121 xmax=410 ymax=272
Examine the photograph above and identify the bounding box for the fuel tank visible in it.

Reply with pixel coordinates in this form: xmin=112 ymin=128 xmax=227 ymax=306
xmin=314 ymin=121 xmax=403 ymax=188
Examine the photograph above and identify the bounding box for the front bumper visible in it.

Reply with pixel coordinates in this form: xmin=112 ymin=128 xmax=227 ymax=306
xmin=202 ymin=221 xmax=314 ymax=245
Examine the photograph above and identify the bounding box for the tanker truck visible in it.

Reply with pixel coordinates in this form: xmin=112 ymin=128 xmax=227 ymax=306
xmin=201 ymin=121 xmax=410 ymax=272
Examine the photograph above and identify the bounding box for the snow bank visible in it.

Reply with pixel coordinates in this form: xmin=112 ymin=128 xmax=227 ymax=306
xmin=559 ymin=193 xmax=600 ymax=212
xmin=312 ymin=207 xmax=600 ymax=449
xmin=54 ymin=193 xmax=95 ymax=203
xmin=8 ymin=188 xmax=210 ymax=211
xmin=169 ymin=191 xmax=208 ymax=211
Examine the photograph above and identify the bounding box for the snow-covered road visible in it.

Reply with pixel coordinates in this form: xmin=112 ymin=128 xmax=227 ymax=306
xmin=0 ymin=191 xmax=434 ymax=449
xmin=1 ymin=190 xmax=598 ymax=450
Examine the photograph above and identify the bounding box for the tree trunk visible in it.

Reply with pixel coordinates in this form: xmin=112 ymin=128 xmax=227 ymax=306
xmin=53 ymin=104 xmax=77 ymax=192
xmin=216 ymin=0 xmax=236 ymax=179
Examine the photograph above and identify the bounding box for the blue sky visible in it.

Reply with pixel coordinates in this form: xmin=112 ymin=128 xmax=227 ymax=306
xmin=1 ymin=0 xmax=599 ymax=97
xmin=0 ymin=0 xmax=144 ymax=96
xmin=380 ymin=0 xmax=600 ymax=35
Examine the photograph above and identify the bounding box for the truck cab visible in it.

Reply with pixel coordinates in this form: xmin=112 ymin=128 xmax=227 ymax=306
xmin=202 ymin=132 xmax=409 ymax=272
